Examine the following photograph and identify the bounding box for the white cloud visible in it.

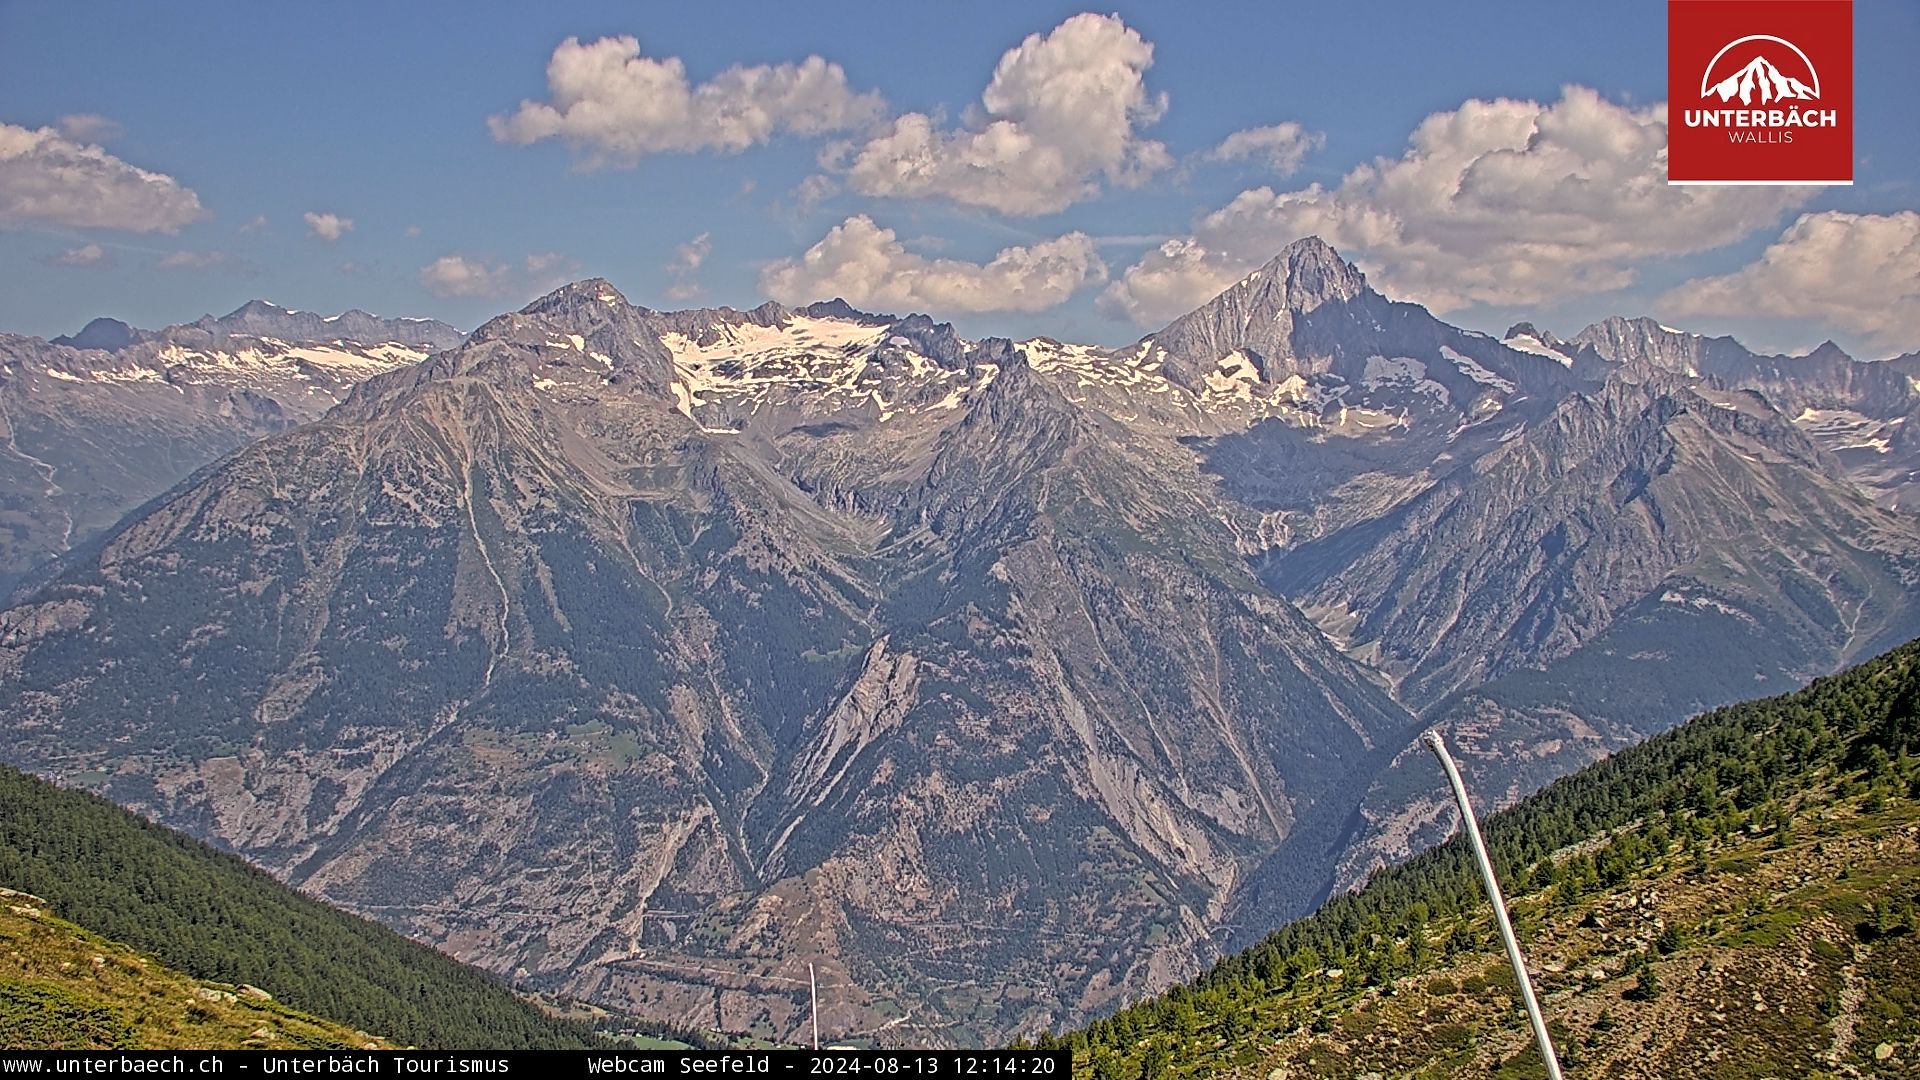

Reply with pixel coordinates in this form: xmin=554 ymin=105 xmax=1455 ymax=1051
xmin=1207 ymin=122 xmax=1323 ymax=176
xmin=1102 ymin=86 xmax=1813 ymax=324
xmin=489 ymin=35 xmax=883 ymax=166
xmin=792 ymin=173 xmax=838 ymax=211
xmin=760 ymin=214 xmax=1105 ymax=313
xmin=1661 ymin=211 xmax=1920 ymax=353
xmin=156 ymin=250 xmax=242 ymax=272
xmin=57 ymin=113 xmax=121 ymax=143
xmin=665 ymin=232 xmax=711 ymax=301
xmin=420 ymin=255 xmax=512 ymax=297
xmin=420 ymin=252 xmax=575 ymax=298
xmin=0 ymin=122 xmax=204 ymax=233
xmin=1096 ymin=238 xmax=1242 ymax=325
xmin=238 ymin=214 xmax=268 ymax=234
xmin=521 ymin=251 xmax=578 ymax=293
xmin=44 ymin=243 xmax=113 ymax=268
xmin=831 ymin=12 xmax=1170 ymax=216
xmin=304 ymin=211 xmax=354 ymax=242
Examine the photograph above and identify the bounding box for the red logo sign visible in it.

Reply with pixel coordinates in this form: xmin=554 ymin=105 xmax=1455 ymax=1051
xmin=1669 ymin=0 xmax=1853 ymax=185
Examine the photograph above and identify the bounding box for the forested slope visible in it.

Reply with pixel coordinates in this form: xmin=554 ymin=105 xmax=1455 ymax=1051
xmin=1061 ymin=640 xmax=1920 ymax=1077
xmin=0 ymin=765 xmax=601 ymax=1049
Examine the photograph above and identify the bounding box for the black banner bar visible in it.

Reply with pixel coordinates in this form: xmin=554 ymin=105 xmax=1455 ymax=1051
xmin=0 ymin=1050 xmax=1070 ymax=1079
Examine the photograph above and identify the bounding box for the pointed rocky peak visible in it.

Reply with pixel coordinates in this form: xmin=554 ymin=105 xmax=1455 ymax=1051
xmin=445 ymin=278 xmax=678 ymax=395
xmin=1137 ymin=236 xmax=1385 ymax=389
xmin=958 ymin=341 xmax=1080 ymax=434
xmin=518 ymin=278 xmax=630 ymax=318
xmin=1802 ymin=340 xmax=1853 ymax=364
xmin=744 ymin=300 xmax=791 ymax=327
xmin=471 ymin=278 xmax=639 ymax=344
xmin=1256 ymin=236 xmax=1370 ymax=314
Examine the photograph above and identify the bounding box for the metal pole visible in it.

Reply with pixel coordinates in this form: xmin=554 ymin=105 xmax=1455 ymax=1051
xmin=1424 ymin=730 xmax=1565 ymax=1080
xmin=809 ymin=962 xmax=820 ymax=1051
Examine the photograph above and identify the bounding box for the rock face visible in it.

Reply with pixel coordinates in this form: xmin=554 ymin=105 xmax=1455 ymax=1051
xmin=0 ymin=240 xmax=1915 ymax=1046
xmin=0 ymin=302 xmax=461 ymax=595
xmin=1566 ymin=316 xmax=1920 ymax=511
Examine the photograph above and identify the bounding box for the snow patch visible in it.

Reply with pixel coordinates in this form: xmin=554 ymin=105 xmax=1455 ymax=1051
xmin=1441 ymin=347 xmax=1515 ymax=393
xmin=1500 ymin=333 xmax=1572 ymax=367
xmin=1203 ymin=351 xmax=1261 ymax=399
xmin=1795 ymin=408 xmax=1896 ymax=454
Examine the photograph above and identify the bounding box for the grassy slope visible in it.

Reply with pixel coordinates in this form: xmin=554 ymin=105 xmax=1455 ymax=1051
xmin=1064 ymin=640 xmax=1920 ymax=1078
xmin=0 ymin=889 xmax=398 ymax=1050
xmin=0 ymin=764 xmax=600 ymax=1049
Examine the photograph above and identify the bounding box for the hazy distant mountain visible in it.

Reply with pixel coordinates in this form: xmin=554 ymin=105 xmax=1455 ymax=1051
xmin=49 ymin=317 xmax=137 ymax=351
xmin=0 ymin=302 xmax=461 ymax=595
xmin=0 ymin=241 xmax=1914 ymax=1045
xmin=1563 ymin=316 xmax=1920 ymax=511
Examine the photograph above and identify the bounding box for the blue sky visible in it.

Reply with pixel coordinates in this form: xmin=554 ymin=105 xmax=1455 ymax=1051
xmin=2 ymin=1 xmax=1917 ymax=355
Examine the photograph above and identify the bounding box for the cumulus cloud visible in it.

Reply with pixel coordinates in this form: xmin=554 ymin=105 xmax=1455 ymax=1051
xmin=1102 ymin=86 xmax=1813 ymax=324
xmin=830 ymin=12 xmax=1170 ymax=216
xmin=420 ymin=255 xmax=510 ymax=297
xmin=760 ymin=214 xmax=1105 ymax=313
xmin=304 ymin=211 xmax=354 ymax=242
xmin=1207 ymin=122 xmax=1323 ymax=176
xmin=0 ymin=122 xmax=204 ymax=232
xmin=665 ymin=232 xmax=711 ymax=301
xmin=239 ymin=214 xmax=268 ymax=234
xmin=43 ymin=243 xmax=114 ymax=268
xmin=1662 ymin=211 xmax=1920 ymax=352
xmin=420 ymin=252 xmax=574 ymax=298
xmin=489 ymin=35 xmax=883 ymax=166
xmin=1095 ymin=238 xmax=1239 ymax=325
xmin=57 ymin=113 xmax=121 ymax=143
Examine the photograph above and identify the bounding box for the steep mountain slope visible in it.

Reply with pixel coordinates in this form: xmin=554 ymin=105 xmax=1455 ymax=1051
xmin=1066 ymin=639 xmax=1920 ymax=1079
xmin=0 ymin=278 xmax=1414 ymax=1046
xmin=1 ymin=239 xmax=1915 ymax=1046
xmin=1175 ymin=281 xmax=1920 ymax=921
xmin=0 ymin=302 xmax=461 ymax=595
xmin=0 ymin=764 xmax=597 ymax=1048
xmin=1 ymin=888 xmax=398 ymax=1050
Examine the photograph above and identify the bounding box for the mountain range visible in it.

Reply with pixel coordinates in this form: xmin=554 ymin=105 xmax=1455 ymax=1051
xmin=0 ymin=237 xmax=1915 ymax=1045
xmin=0 ymin=302 xmax=461 ymax=596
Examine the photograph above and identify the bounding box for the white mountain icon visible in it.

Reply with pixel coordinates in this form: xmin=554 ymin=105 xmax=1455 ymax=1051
xmin=1706 ymin=54 xmax=1818 ymax=105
